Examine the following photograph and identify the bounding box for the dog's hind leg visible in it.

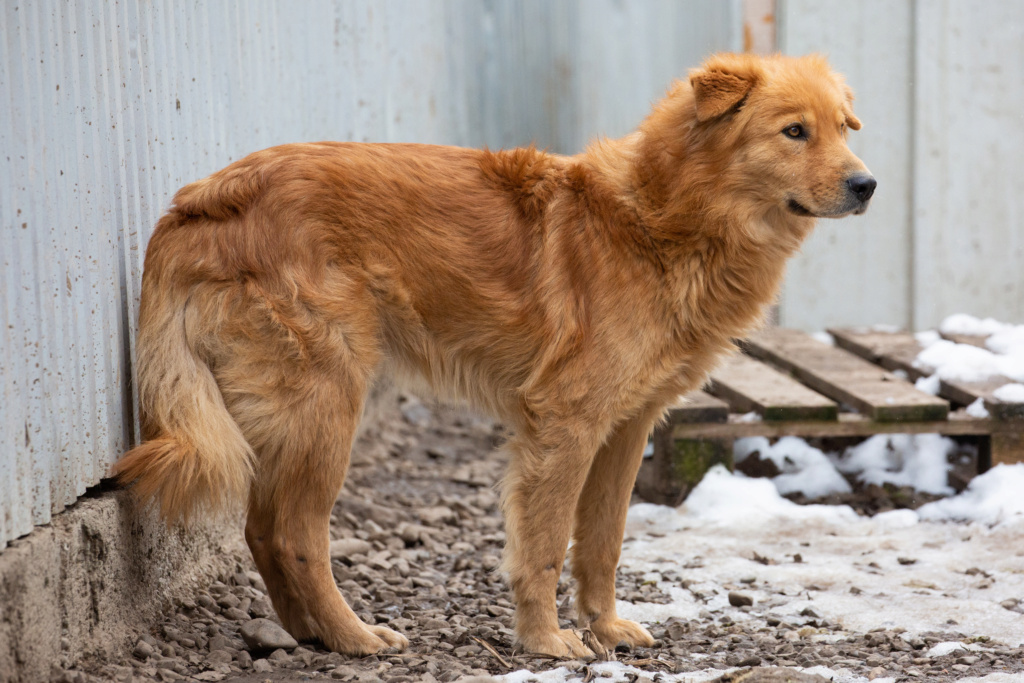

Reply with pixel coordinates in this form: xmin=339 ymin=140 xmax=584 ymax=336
xmin=239 ymin=371 xmax=409 ymax=655
xmin=569 ymin=409 xmax=660 ymax=650
xmin=212 ymin=279 xmax=407 ymax=656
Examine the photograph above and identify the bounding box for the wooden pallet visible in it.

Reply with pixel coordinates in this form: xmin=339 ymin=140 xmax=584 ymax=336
xmin=636 ymin=327 xmax=1024 ymax=505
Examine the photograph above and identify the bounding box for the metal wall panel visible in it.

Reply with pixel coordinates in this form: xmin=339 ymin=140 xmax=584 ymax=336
xmin=1 ymin=1 xmax=738 ymax=546
xmin=912 ymin=1 xmax=1024 ymax=328
xmin=778 ymin=0 xmax=915 ymax=331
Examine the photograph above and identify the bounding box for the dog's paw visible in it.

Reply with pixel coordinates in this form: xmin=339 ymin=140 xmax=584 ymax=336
xmin=368 ymin=624 xmax=409 ymax=652
xmin=518 ymin=628 xmax=595 ymax=658
xmin=589 ymin=617 xmax=654 ymax=650
xmin=322 ymin=624 xmax=408 ymax=656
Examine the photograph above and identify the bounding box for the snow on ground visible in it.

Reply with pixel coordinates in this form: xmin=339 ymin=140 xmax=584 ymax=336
xmin=497 ymin=315 xmax=1024 ymax=683
xmin=915 ymin=314 xmax=1024 ymax=386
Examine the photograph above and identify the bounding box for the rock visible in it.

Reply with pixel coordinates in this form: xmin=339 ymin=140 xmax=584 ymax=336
xmin=728 ymin=591 xmax=754 ymax=607
xmin=192 ymin=673 xmax=226 ymax=682
xmin=398 ymin=523 xmax=434 ymax=544
xmin=239 ymin=619 xmax=298 ymax=651
xmin=419 ymin=506 xmax=456 ymax=526
xmin=268 ymin=648 xmax=292 ymax=663
xmin=330 ymin=538 xmax=373 ymax=558
xmin=236 ymin=650 xmax=252 ymax=669
xmin=132 ymin=640 xmax=154 ymax=659
xmin=205 ymin=650 xmax=233 ymax=666
xmin=400 ymin=399 xmax=432 ymax=427
xmin=222 ymin=607 xmax=250 ymax=621
xmin=251 ymin=658 xmax=273 ymax=673
xmin=427 ymin=445 xmax=455 ymax=459
xmin=215 ymin=593 xmax=240 ymax=609
xmin=249 ymin=596 xmax=274 ymax=618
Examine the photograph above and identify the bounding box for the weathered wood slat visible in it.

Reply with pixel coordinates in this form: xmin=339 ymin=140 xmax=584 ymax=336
xmin=828 ymin=327 xmax=928 ymax=381
xmin=744 ymin=328 xmax=949 ymax=422
xmin=672 ymin=409 xmax=993 ymax=439
xmin=830 ymin=327 xmax=1024 ymax=420
xmin=709 ymin=354 xmax=837 ymax=421
xmin=667 ymin=391 xmax=730 ymax=424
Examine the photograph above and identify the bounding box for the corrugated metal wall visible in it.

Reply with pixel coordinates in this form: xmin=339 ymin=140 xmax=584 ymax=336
xmin=0 ymin=1 xmax=740 ymax=547
xmin=778 ymin=0 xmax=1024 ymax=331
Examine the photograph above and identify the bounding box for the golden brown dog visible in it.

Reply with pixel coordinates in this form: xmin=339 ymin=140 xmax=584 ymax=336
xmin=114 ymin=53 xmax=873 ymax=657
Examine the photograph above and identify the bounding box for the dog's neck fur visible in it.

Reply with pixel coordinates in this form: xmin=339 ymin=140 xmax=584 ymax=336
xmin=580 ymin=83 xmax=816 ymax=344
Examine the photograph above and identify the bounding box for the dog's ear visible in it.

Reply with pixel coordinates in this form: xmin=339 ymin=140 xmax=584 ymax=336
xmin=841 ymin=84 xmax=862 ymax=131
xmin=689 ymin=65 xmax=757 ymax=122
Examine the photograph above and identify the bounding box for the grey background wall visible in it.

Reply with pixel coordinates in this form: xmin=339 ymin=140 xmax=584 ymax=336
xmin=0 ymin=0 xmax=740 ymax=548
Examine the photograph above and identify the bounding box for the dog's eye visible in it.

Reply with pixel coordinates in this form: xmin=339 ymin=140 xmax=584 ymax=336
xmin=783 ymin=124 xmax=805 ymax=139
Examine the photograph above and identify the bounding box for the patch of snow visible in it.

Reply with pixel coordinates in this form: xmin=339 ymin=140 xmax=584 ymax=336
xmin=914 ymin=373 xmax=941 ymax=395
xmin=735 ymin=411 xmax=763 ymax=423
xmin=811 ymin=330 xmax=835 ymax=346
xmin=915 ymin=329 xmax=942 ymax=348
xmin=680 ymin=464 xmax=857 ymax=524
xmin=832 ymin=433 xmax=954 ymax=495
xmin=993 ymin=382 xmax=1024 ymax=403
xmin=925 ymin=641 xmax=982 ymax=657
xmin=734 ymin=436 xmax=851 ymax=498
xmin=918 ymin=464 xmax=1024 ymax=525
xmin=966 ymin=397 xmax=990 ymax=418
xmin=914 ymin=315 xmax=1024 ymax=384
xmin=939 ymin=314 xmax=1012 ymax=337
xmin=986 ymin=325 xmax=1024 ymax=355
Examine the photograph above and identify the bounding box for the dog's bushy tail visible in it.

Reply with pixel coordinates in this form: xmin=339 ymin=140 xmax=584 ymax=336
xmin=113 ymin=214 xmax=254 ymax=524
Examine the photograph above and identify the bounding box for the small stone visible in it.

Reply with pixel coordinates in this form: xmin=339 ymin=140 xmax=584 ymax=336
xmin=222 ymin=607 xmax=250 ymax=621
xmin=481 ymin=554 xmax=500 ymax=571
xmin=330 ymin=538 xmax=373 ymax=559
xmin=868 ymin=667 xmax=887 ymax=680
xmin=192 ymin=672 xmax=226 ymax=682
xmin=133 ymin=639 xmax=154 ymax=659
xmin=236 ymin=651 xmax=252 ymax=669
xmin=239 ymin=618 xmax=299 ymax=651
xmin=216 ymin=593 xmax=241 ymax=610
xmin=252 ymin=658 xmax=273 ymax=673
xmin=268 ymin=648 xmax=291 ymax=663
xmin=728 ymin=592 xmax=754 ymax=607
xmin=205 ymin=650 xmax=233 ymax=666
xmin=249 ymin=596 xmax=274 ymax=618
xmin=419 ymin=506 xmax=456 ymax=526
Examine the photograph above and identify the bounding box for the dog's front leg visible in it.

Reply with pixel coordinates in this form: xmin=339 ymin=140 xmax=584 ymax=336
xmin=570 ymin=409 xmax=660 ymax=651
xmin=501 ymin=429 xmax=599 ymax=657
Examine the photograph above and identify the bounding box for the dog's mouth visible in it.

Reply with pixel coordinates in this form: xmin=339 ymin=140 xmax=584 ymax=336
xmin=786 ymin=199 xmax=815 ymax=217
xmin=787 ymin=197 xmax=872 ymax=219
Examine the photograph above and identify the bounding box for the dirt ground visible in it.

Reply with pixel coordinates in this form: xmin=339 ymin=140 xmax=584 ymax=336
xmin=55 ymin=397 xmax=1024 ymax=683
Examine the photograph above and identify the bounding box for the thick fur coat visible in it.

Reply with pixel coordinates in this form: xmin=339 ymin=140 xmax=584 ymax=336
xmin=115 ymin=53 xmax=874 ymax=657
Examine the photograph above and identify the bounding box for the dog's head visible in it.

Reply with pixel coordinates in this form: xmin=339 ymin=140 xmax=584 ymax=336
xmin=688 ymin=53 xmax=874 ymax=219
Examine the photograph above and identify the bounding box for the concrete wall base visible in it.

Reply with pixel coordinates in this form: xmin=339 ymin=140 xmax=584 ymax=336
xmin=0 ymin=380 xmax=398 ymax=683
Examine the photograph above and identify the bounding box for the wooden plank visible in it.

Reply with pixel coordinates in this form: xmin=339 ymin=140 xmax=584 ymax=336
xmin=709 ymin=354 xmax=837 ymax=421
xmin=828 ymin=327 xmax=929 ymax=381
xmin=666 ymin=391 xmax=729 ymax=424
xmin=744 ymin=328 xmax=949 ymax=422
xmin=830 ymin=327 xmax=1024 ymax=420
xmin=672 ymin=409 xmax=993 ymax=440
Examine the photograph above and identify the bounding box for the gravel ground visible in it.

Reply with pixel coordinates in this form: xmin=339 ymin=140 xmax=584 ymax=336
xmin=56 ymin=397 xmax=1024 ymax=683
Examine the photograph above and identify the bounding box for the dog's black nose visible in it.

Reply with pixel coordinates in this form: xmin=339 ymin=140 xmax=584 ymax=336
xmin=847 ymin=174 xmax=877 ymax=202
